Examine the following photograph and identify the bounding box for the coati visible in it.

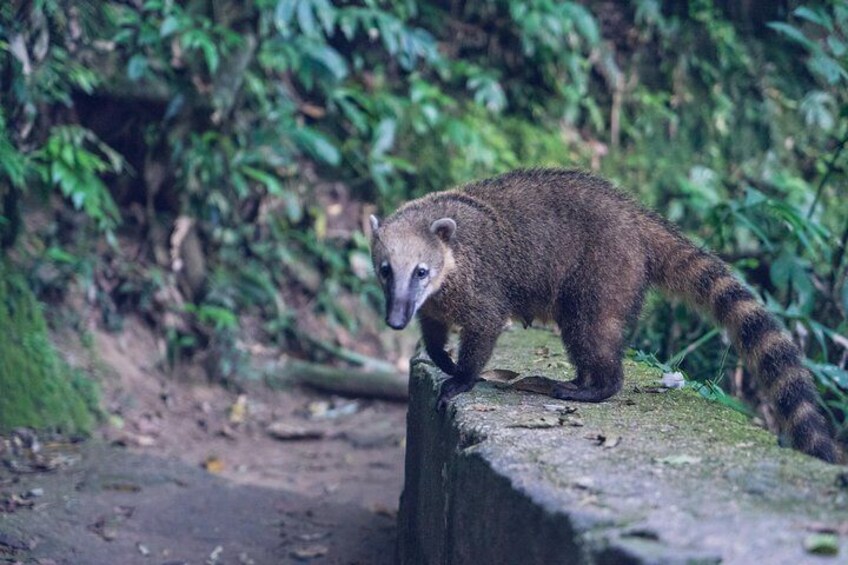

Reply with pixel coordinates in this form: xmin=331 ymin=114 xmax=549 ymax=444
xmin=369 ymin=168 xmax=842 ymax=463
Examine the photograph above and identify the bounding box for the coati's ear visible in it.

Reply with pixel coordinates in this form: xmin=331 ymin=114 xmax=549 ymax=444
xmin=369 ymin=214 xmax=380 ymax=233
xmin=430 ymin=217 xmax=456 ymax=242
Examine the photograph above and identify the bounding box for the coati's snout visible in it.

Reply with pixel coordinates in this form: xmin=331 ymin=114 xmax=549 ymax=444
xmin=369 ymin=214 xmax=457 ymax=330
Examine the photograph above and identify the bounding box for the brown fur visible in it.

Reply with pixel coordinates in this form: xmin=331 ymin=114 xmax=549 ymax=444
xmin=370 ymin=169 xmax=842 ymax=463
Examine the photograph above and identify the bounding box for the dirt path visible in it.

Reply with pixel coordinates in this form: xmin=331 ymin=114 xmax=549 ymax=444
xmin=0 ymin=320 xmax=408 ymax=564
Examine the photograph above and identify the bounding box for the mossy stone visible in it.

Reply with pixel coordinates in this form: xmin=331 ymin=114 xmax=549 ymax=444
xmin=0 ymin=260 xmax=95 ymax=434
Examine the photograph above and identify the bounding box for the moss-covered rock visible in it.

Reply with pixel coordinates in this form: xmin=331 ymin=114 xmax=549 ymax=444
xmin=0 ymin=260 xmax=95 ymax=434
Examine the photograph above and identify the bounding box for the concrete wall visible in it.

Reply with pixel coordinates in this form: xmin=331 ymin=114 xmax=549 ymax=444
xmin=397 ymin=328 xmax=847 ymax=564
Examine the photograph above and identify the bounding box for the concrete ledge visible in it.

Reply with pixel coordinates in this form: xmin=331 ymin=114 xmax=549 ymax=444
xmin=397 ymin=328 xmax=847 ymax=564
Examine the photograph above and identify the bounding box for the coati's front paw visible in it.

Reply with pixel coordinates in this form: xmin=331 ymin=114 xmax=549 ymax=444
xmin=436 ymin=377 xmax=476 ymax=411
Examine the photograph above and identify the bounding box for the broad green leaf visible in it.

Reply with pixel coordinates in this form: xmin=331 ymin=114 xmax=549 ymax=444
xmin=301 ymin=42 xmax=348 ymax=81
xmin=241 ymin=165 xmax=284 ymax=195
xmin=563 ymin=3 xmax=600 ymax=45
xmin=160 ymin=15 xmax=181 ymax=37
xmin=808 ymin=52 xmax=848 ymax=85
xmin=127 ymin=54 xmax=148 ymax=81
xmin=294 ymin=128 xmax=340 ymax=166
xmin=297 ymin=0 xmax=318 ymax=37
xmin=312 ymin=0 xmax=336 ymax=34
xmin=275 ymin=0 xmax=297 ymax=36
xmin=827 ymin=35 xmax=846 ymax=57
xmin=370 ymin=118 xmax=396 ymax=158
xmin=767 ymin=22 xmax=816 ymax=50
xmin=793 ymin=7 xmax=832 ymax=31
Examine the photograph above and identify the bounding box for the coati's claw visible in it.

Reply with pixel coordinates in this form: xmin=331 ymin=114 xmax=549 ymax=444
xmin=436 ymin=377 xmax=476 ymax=411
xmin=551 ymin=379 xmax=619 ymax=403
xmin=550 ymin=380 xmax=580 ymax=399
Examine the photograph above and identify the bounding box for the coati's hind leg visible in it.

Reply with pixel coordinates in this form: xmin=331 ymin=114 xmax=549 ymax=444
xmin=552 ymin=282 xmax=643 ymax=403
xmin=551 ymin=333 xmax=625 ymax=403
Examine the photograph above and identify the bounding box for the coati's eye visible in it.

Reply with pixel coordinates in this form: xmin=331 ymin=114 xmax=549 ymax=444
xmin=415 ymin=266 xmax=429 ymax=279
xmin=379 ymin=263 xmax=391 ymax=279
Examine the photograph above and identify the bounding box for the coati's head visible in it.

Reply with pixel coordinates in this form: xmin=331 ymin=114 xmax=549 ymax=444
xmin=369 ymin=214 xmax=456 ymax=330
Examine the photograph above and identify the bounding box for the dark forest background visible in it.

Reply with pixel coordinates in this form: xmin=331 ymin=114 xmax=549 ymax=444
xmin=1 ymin=0 xmax=846 ymax=441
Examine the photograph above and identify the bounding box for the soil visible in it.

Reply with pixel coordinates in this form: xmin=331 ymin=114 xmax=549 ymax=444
xmin=0 ymin=318 xmax=409 ymax=564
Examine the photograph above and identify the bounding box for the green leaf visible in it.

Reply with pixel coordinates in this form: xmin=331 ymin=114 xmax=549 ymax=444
xmin=563 ymin=3 xmax=600 ymax=45
xmin=370 ymin=118 xmax=396 ymax=158
xmin=275 ymin=0 xmax=297 ymax=36
xmin=160 ymin=15 xmax=181 ymax=37
xmin=297 ymin=0 xmax=318 ymax=37
xmin=793 ymin=7 xmax=832 ymax=31
xmin=127 ymin=54 xmax=148 ymax=81
xmin=312 ymin=0 xmax=336 ymax=34
xmin=767 ymin=22 xmax=816 ymax=50
xmin=301 ymin=42 xmax=348 ymax=81
xmin=808 ymin=52 xmax=848 ymax=85
xmin=241 ymin=165 xmax=284 ymax=195
xmin=293 ymin=128 xmax=340 ymax=166
xmin=827 ymin=35 xmax=846 ymax=57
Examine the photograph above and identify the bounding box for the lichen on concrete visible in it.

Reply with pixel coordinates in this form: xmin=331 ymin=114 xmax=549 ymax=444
xmin=397 ymin=327 xmax=848 ymax=564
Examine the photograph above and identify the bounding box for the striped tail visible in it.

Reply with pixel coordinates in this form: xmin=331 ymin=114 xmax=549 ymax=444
xmin=649 ymin=229 xmax=841 ymax=464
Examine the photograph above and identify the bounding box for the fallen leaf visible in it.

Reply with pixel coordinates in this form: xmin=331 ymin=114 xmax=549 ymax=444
xmin=804 ymin=533 xmax=840 ymax=556
xmin=562 ymin=416 xmax=585 ymax=427
xmin=266 ymin=422 xmax=324 ymax=441
xmin=113 ymin=432 xmax=156 ymax=448
xmin=103 ymin=482 xmax=141 ymax=493
xmin=26 ymin=488 xmax=44 ymax=498
xmin=208 ymin=544 xmax=224 ymax=563
xmin=203 ymin=456 xmax=225 ymax=474
xmin=585 ymin=433 xmax=622 ymax=448
xmin=508 ymin=375 xmax=561 ymax=395
xmin=0 ymin=492 xmax=35 ymax=512
xmin=229 ymin=394 xmax=248 ymax=424
xmin=307 ymin=400 xmax=359 ymax=420
xmin=479 ymin=369 xmax=520 ymax=383
xmin=655 ymin=454 xmax=701 ymax=466
xmin=88 ymin=517 xmax=117 ymax=541
xmin=291 ymin=545 xmax=329 ymax=560
xmin=602 ymin=435 xmax=621 ymax=449
xmin=572 ymin=476 xmax=595 ymax=490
